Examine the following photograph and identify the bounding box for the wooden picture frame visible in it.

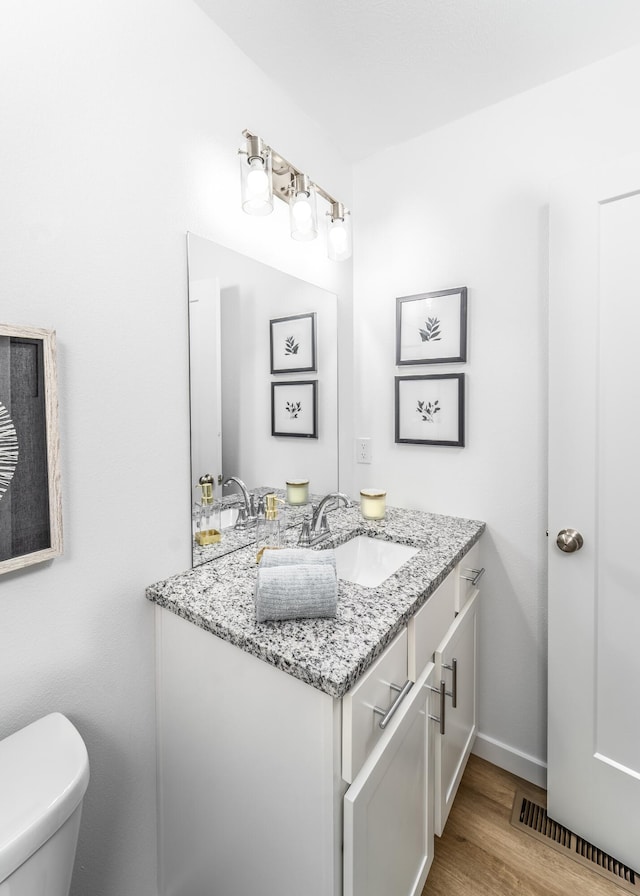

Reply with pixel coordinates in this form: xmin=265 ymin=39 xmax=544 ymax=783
xmin=0 ymin=324 xmax=63 ymax=574
xmin=271 ymin=380 xmax=318 ymax=439
xmin=270 ymin=312 xmax=317 ymax=374
xmin=395 ymin=373 xmax=465 ymax=447
xmin=396 ymin=287 xmax=467 ymax=365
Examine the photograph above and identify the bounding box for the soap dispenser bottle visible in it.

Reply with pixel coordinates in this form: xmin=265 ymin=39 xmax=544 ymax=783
xmin=193 ymin=473 xmax=222 ymax=546
xmin=256 ymin=492 xmax=283 ymax=562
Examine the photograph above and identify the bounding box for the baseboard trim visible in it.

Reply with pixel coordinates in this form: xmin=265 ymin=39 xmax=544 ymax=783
xmin=472 ymin=732 xmax=547 ymax=788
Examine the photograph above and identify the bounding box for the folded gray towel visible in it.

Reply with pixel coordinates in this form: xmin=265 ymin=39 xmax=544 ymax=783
xmin=260 ymin=547 xmax=336 ymax=571
xmin=255 ymin=563 xmax=338 ymax=622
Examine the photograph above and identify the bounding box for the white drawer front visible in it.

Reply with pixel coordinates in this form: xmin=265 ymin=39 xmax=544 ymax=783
xmin=407 ymin=571 xmax=456 ymax=680
xmin=342 ymin=628 xmax=408 ymax=784
xmin=456 ymin=540 xmax=483 ymax=612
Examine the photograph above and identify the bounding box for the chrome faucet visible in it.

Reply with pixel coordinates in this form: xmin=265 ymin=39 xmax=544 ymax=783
xmin=223 ymin=476 xmax=257 ymax=527
xmin=299 ymin=492 xmax=351 ymax=546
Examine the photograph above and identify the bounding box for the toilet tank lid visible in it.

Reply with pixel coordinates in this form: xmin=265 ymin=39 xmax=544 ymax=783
xmin=0 ymin=713 xmax=90 ymax=883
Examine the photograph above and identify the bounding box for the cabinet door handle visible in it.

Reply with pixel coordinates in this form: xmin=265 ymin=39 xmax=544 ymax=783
xmin=373 ymin=679 xmax=413 ymax=730
xmin=429 ymin=680 xmax=446 ymax=736
xmin=442 ymin=657 xmax=458 ymax=708
xmin=461 ymin=567 xmax=485 ymax=587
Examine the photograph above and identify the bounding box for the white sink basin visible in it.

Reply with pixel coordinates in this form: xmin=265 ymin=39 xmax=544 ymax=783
xmin=334 ymin=536 xmax=419 ymax=588
xmin=220 ymin=507 xmax=239 ymax=529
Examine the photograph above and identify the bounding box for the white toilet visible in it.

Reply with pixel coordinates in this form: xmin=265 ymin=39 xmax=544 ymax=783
xmin=0 ymin=713 xmax=90 ymax=896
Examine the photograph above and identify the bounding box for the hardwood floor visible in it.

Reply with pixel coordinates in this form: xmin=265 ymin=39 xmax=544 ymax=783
xmin=422 ymin=754 xmax=625 ymax=896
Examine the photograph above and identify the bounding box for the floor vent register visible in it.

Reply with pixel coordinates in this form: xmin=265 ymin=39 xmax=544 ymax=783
xmin=510 ymin=790 xmax=639 ymax=894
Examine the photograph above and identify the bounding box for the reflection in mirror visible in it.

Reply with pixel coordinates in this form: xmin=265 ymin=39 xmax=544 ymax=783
xmin=187 ymin=233 xmax=339 ymax=567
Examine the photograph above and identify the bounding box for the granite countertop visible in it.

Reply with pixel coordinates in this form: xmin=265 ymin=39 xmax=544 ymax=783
xmin=147 ymin=503 xmax=485 ymax=699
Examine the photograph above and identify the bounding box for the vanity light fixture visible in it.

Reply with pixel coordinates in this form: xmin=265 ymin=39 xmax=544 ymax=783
xmin=289 ymin=173 xmax=318 ymax=242
xmin=238 ymin=130 xmax=352 ymax=260
xmin=239 ymin=133 xmax=273 ymax=215
xmin=327 ymin=201 xmax=352 ymax=262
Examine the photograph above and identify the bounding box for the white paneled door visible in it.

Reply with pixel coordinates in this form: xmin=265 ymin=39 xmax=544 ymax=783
xmin=548 ymin=155 xmax=640 ymax=871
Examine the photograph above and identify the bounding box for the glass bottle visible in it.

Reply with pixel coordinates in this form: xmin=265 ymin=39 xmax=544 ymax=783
xmin=256 ymin=493 xmax=283 ymax=562
xmin=194 ymin=474 xmax=222 ymax=546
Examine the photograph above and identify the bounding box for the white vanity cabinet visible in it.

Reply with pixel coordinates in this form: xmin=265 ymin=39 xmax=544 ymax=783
xmin=344 ymin=660 xmax=437 ymax=896
xmin=434 ymin=589 xmax=478 ymax=835
xmin=431 ymin=539 xmax=483 ymax=834
xmin=156 ymin=607 xmax=344 ymax=896
xmin=153 ymin=536 xmax=483 ymax=896
xmin=407 ymin=549 xmax=482 ymax=837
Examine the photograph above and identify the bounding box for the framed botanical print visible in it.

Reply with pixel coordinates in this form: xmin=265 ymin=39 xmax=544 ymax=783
xmin=0 ymin=324 xmax=63 ymax=574
xmin=270 ymin=312 xmax=317 ymax=374
xmin=395 ymin=373 xmax=465 ymax=447
xmin=396 ymin=287 xmax=467 ymax=365
xmin=271 ymin=380 xmax=318 ymax=439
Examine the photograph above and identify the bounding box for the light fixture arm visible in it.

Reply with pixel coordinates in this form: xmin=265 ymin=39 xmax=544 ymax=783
xmin=245 ymin=133 xmax=267 ymax=164
xmin=242 ymin=129 xmax=347 ymax=214
xmin=328 ymin=200 xmax=346 ymax=221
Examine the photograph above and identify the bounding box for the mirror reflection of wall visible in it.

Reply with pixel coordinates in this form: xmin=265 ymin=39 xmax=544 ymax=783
xmin=187 ymin=234 xmax=223 ymax=494
xmin=187 ymin=233 xmax=339 ymax=566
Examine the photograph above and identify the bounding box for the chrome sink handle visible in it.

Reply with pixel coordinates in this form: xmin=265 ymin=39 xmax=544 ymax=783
xmin=298 ymin=492 xmax=351 ymax=547
xmin=235 ymin=506 xmax=249 ymax=529
xmin=297 ymin=512 xmax=313 ymax=546
xmin=311 ymin=491 xmax=351 ymax=535
xmin=223 ymin=476 xmax=257 ymax=526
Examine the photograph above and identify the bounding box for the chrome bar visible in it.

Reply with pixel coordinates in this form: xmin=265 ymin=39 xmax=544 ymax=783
xmin=443 ymin=657 xmax=458 ymax=708
xmin=373 ymin=679 xmax=413 ymax=730
xmin=428 ymin=680 xmax=446 ymax=736
xmin=461 ymin=567 xmax=485 ymax=587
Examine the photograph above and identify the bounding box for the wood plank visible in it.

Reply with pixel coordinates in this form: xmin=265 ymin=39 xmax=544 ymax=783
xmin=422 ymin=755 xmax=624 ymax=896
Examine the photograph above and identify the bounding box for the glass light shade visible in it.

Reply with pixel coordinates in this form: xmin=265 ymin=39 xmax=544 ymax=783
xmin=239 ymin=151 xmax=273 ymax=216
xmin=289 ymin=182 xmax=318 ymax=241
xmin=327 ymin=210 xmax=352 ymax=261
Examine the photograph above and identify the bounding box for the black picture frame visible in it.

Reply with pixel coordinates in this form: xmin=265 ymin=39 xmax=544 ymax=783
xmin=396 ymin=287 xmax=467 ymax=365
xmin=395 ymin=373 xmax=465 ymax=447
xmin=270 ymin=312 xmax=317 ymax=374
xmin=271 ymin=380 xmax=318 ymax=439
xmin=0 ymin=324 xmax=63 ymax=574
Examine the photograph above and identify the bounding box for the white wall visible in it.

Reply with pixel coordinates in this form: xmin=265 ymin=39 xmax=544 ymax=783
xmin=0 ymin=2 xmax=351 ymax=894
xmin=352 ymin=43 xmax=640 ymax=781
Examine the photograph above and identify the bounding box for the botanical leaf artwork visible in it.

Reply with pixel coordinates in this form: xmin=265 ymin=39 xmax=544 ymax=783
xmin=419 ymin=316 xmax=442 ymax=342
xmin=286 ymin=401 xmax=302 ymax=419
xmin=417 ymin=399 xmax=441 ymax=423
xmin=0 ymin=401 xmax=19 ymax=504
xmin=284 ymin=335 xmax=300 ymax=356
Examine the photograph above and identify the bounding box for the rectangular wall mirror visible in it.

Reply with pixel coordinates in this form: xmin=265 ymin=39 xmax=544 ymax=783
xmin=187 ymin=233 xmax=339 ymax=567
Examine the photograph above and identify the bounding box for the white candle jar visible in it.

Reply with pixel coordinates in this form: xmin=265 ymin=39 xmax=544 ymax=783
xmin=286 ymin=479 xmax=309 ymax=505
xmin=360 ymin=489 xmax=386 ymax=520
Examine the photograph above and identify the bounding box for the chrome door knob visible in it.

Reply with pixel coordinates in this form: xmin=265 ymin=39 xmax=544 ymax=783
xmin=556 ymin=528 xmax=584 ymax=553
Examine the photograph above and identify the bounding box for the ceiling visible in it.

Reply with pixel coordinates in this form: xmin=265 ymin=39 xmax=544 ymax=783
xmin=195 ymin=0 xmax=640 ymax=162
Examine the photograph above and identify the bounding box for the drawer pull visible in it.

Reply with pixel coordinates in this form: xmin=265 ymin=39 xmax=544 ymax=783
xmin=373 ymin=679 xmax=413 ymax=730
xmin=461 ymin=567 xmax=485 ymax=587
xmin=428 ymin=680 xmax=446 ymax=736
xmin=442 ymin=657 xmax=458 ymax=708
